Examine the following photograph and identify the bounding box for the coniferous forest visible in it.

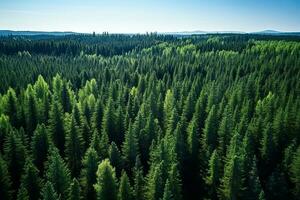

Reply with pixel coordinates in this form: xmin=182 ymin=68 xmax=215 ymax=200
xmin=0 ymin=33 xmax=300 ymax=200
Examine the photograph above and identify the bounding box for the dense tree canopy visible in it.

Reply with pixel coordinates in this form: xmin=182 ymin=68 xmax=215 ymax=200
xmin=0 ymin=33 xmax=299 ymax=200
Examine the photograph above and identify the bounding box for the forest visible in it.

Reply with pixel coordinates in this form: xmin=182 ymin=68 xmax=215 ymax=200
xmin=0 ymin=33 xmax=299 ymax=200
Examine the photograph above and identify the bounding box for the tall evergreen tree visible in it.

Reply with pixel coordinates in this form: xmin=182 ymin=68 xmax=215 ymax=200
xmin=94 ymin=159 xmax=117 ymax=200
xmin=118 ymin=171 xmax=133 ymax=200
xmin=48 ymin=100 xmax=65 ymax=155
xmin=40 ymin=181 xmax=60 ymax=200
xmin=68 ymin=178 xmax=81 ymax=200
xmin=65 ymin=116 xmax=84 ymax=177
xmin=19 ymin=160 xmax=41 ymax=200
xmin=0 ymin=154 xmax=12 ymax=200
xmin=80 ymin=147 xmax=99 ymax=200
xmin=46 ymin=148 xmax=71 ymax=199
xmin=31 ymin=124 xmax=50 ymax=174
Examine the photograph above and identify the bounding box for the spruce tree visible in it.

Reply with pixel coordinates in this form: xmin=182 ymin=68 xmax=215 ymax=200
xmin=80 ymin=147 xmax=99 ymax=200
xmin=109 ymin=142 xmax=123 ymax=177
xmin=46 ymin=148 xmax=71 ymax=199
xmin=118 ymin=171 xmax=133 ymax=200
xmin=94 ymin=159 xmax=117 ymax=200
xmin=68 ymin=178 xmax=81 ymax=200
xmin=31 ymin=124 xmax=50 ymax=174
xmin=65 ymin=116 xmax=84 ymax=177
xmin=41 ymin=181 xmax=60 ymax=200
xmin=0 ymin=154 xmax=12 ymax=200
xmin=122 ymin=123 xmax=139 ymax=171
xmin=19 ymin=160 xmax=41 ymax=200
xmin=48 ymin=99 xmax=65 ymax=155
xmin=4 ymin=130 xmax=27 ymax=191
xmin=205 ymin=150 xmax=220 ymax=200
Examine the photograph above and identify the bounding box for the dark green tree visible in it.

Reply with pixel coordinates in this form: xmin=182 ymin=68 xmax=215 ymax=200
xmin=94 ymin=159 xmax=117 ymax=200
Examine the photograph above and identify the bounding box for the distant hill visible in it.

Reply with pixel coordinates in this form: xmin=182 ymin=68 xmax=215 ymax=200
xmin=0 ymin=30 xmax=77 ymax=36
xmin=252 ymin=30 xmax=300 ymax=36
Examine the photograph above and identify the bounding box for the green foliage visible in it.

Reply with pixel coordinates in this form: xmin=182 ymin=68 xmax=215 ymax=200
xmin=41 ymin=181 xmax=60 ymax=200
xmin=80 ymin=147 xmax=99 ymax=200
xmin=94 ymin=159 xmax=117 ymax=200
xmin=0 ymin=154 xmax=12 ymax=200
xmin=46 ymin=148 xmax=71 ymax=199
xmin=118 ymin=171 xmax=133 ymax=200
xmin=68 ymin=178 xmax=81 ymax=200
xmin=0 ymin=34 xmax=299 ymax=200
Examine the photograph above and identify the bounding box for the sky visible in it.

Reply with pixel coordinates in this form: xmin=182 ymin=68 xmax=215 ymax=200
xmin=0 ymin=0 xmax=299 ymax=33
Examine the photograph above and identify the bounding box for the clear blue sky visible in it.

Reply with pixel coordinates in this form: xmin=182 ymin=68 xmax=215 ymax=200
xmin=0 ymin=0 xmax=299 ymax=33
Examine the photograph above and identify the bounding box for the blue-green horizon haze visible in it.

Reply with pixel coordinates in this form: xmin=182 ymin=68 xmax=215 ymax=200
xmin=0 ymin=0 xmax=299 ymax=33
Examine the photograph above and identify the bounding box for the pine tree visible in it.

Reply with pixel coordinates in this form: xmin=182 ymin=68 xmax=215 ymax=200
xmin=4 ymin=88 xmax=19 ymax=127
xmin=65 ymin=116 xmax=84 ymax=177
xmin=122 ymin=123 xmax=139 ymax=171
xmin=24 ymin=84 xmax=38 ymax=136
xmin=31 ymin=124 xmax=50 ymax=174
xmin=168 ymin=164 xmax=182 ymax=200
xmin=290 ymin=146 xmax=300 ymax=199
xmin=48 ymin=99 xmax=65 ymax=155
xmin=244 ymin=158 xmax=263 ymax=200
xmin=80 ymin=147 xmax=99 ymax=200
xmin=99 ymin=131 xmax=109 ymax=159
xmin=41 ymin=181 xmax=60 ymax=200
xmin=46 ymin=148 xmax=71 ymax=199
xmin=17 ymin=186 xmax=29 ymax=200
xmin=133 ymin=156 xmax=144 ymax=200
xmin=109 ymin=142 xmax=123 ymax=177
xmin=146 ymin=162 xmax=164 ymax=200
xmin=92 ymin=99 xmax=103 ymax=133
xmin=0 ymin=154 xmax=12 ymax=200
xmin=219 ymin=155 xmax=244 ymax=200
xmin=205 ymin=150 xmax=220 ymax=200
xmin=118 ymin=171 xmax=133 ymax=200
xmin=202 ymin=105 xmax=218 ymax=154
xmin=90 ymin=130 xmax=101 ymax=156
xmin=162 ymin=179 xmax=174 ymax=200
xmin=94 ymin=159 xmax=117 ymax=200
xmin=101 ymin=98 xmax=116 ymax=142
xmin=19 ymin=160 xmax=41 ymax=200
xmin=4 ymin=130 xmax=27 ymax=191
xmin=68 ymin=178 xmax=81 ymax=200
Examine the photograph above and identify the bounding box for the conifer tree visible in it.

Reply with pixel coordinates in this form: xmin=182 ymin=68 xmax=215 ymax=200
xmin=118 ymin=171 xmax=133 ymax=200
xmin=146 ymin=162 xmax=164 ymax=200
xmin=31 ymin=124 xmax=50 ymax=174
xmin=132 ymin=156 xmax=144 ymax=200
xmin=205 ymin=150 xmax=220 ymax=200
xmin=0 ymin=154 xmax=12 ymax=200
xmin=65 ymin=116 xmax=84 ymax=177
xmin=41 ymin=181 xmax=60 ymax=200
xmin=48 ymin=99 xmax=65 ymax=154
xmin=219 ymin=156 xmax=244 ymax=200
xmin=94 ymin=159 xmax=117 ymax=200
xmin=68 ymin=178 xmax=81 ymax=200
xmin=19 ymin=160 xmax=41 ymax=200
xmin=162 ymin=179 xmax=174 ymax=200
xmin=101 ymin=98 xmax=116 ymax=142
xmin=109 ymin=142 xmax=123 ymax=177
xmin=4 ymin=130 xmax=27 ymax=191
xmin=4 ymin=88 xmax=19 ymax=127
xmin=17 ymin=186 xmax=29 ymax=200
xmin=99 ymin=131 xmax=109 ymax=159
xmin=46 ymin=148 xmax=71 ymax=199
xmin=202 ymin=105 xmax=218 ymax=154
xmin=290 ymin=146 xmax=300 ymax=199
xmin=80 ymin=147 xmax=99 ymax=200
xmin=24 ymin=84 xmax=38 ymax=136
xmin=122 ymin=123 xmax=139 ymax=171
